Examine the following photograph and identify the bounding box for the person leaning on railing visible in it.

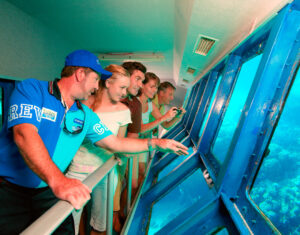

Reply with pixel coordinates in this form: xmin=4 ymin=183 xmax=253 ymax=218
xmin=0 ymin=49 xmax=188 ymax=235
xmin=119 ymin=61 xmax=147 ymax=206
xmin=137 ymin=73 xmax=186 ymax=187
xmin=65 ymin=64 xmax=132 ymax=235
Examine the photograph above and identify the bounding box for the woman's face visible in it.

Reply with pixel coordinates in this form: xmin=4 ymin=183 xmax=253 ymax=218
xmin=106 ymin=75 xmax=130 ymax=102
xmin=142 ymin=79 xmax=158 ymax=99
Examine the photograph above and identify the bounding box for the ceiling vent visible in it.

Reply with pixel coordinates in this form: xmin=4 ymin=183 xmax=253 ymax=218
xmin=187 ymin=67 xmax=196 ymax=75
xmin=194 ymin=36 xmax=217 ymax=56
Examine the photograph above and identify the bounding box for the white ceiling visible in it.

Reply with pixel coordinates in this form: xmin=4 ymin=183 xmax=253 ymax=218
xmin=6 ymin=0 xmax=290 ymax=89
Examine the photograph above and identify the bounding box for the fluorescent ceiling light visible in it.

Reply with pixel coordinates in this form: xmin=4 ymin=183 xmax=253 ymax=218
xmin=97 ymin=52 xmax=164 ymax=62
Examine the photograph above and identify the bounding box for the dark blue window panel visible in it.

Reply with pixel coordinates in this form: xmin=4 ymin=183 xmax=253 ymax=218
xmin=182 ymin=86 xmax=192 ymax=109
xmin=186 ymin=79 xmax=206 ymax=131
xmin=214 ymin=227 xmax=229 ymax=235
xmin=0 ymin=79 xmax=16 ymax=132
xmin=184 ymin=82 xmax=201 ymax=127
xmin=0 ymin=88 xmax=2 ymax=131
xmin=182 ymin=82 xmax=198 ymax=125
xmin=190 ymin=72 xmax=218 ymax=146
xmin=199 ymin=75 xmax=223 ymax=141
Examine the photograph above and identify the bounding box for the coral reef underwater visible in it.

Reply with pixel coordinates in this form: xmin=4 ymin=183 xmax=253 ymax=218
xmin=251 ymin=125 xmax=300 ymax=234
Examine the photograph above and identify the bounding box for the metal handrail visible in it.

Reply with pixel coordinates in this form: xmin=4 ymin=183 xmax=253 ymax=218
xmin=20 ymin=157 xmax=119 ymax=235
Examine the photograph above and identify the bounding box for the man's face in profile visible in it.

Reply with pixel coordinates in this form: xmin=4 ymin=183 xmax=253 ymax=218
xmin=127 ymin=70 xmax=145 ymax=96
xmin=160 ymin=87 xmax=175 ymax=105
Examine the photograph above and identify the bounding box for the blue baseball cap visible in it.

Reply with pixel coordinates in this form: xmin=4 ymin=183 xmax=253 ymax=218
xmin=65 ymin=49 xmax=112 ymax=79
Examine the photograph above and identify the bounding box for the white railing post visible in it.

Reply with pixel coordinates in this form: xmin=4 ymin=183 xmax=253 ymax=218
xmin=106 ymin=169 xmax=115 ymax=235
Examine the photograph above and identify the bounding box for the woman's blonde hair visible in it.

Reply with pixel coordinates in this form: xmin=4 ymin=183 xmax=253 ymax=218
xmin=92 ymin=64 xmax=130 ymax=110
xmin=106 ymin=64 xmax=130 ymax=80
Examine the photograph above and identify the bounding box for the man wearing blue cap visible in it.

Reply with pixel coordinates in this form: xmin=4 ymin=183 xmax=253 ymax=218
xmin=0 ymin=49 xmax=188 ymax=234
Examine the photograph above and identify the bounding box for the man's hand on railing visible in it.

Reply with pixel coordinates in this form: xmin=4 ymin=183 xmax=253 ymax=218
xmin=50 ymin=176 xmax=91 ymax=210
xmin=152 ymin=139 xmax=189 ymax=155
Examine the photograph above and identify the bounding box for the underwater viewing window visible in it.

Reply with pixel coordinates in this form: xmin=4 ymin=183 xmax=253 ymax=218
xmin=199 ymin=75 xmax=222 ymax=140
xmin=250 ymin=71 xmax=300 ymax=235
xmin=212 ymin=54 xmax=263 ymax=164
xmin=148 ymin=168 xmax=215 ymax=234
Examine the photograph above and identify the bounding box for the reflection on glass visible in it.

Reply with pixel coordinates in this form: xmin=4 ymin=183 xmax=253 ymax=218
xmin=250 ymin=71 xmax=300 ymax=234
xmin=157 ymin=147 xmax=194 ymax=181
xmin=148 ymin=169 xmax=215 ymax=234
xmin=199 ymin=75 xmax=222 ymax=139
xmin=213 ymin=55 xmax=262 ymax=164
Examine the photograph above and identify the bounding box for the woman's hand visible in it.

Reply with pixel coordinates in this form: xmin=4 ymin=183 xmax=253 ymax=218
xmin=152 ymin=138 xmax=189 ymax=155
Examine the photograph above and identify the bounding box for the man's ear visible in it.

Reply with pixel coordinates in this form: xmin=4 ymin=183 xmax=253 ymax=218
xmin=74 ymin=68 xmax=85 ymax=82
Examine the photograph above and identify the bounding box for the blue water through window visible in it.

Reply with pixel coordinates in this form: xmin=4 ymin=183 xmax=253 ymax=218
xmin=250 ymin=70 xmax=300 ymax=235
xmin=212 ymin=55 xmax=263 ymax=164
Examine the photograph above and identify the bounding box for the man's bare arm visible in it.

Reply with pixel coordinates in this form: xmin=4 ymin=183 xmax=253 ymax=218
xmin=13 ymin=123 xmax=90 ymax=209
